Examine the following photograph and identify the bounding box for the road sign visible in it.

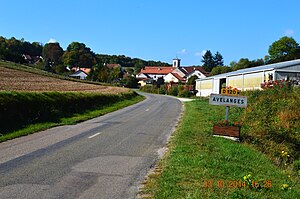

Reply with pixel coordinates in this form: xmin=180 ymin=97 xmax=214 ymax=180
xmin=221 ymin=88 xmax=241 ymax=95
xmin=209 ymin=94 xmax=247 ymax=108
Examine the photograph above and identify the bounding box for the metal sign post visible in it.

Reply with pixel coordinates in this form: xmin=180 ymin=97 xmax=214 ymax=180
xmin=225 ymin=106 xmax=229 ymax=122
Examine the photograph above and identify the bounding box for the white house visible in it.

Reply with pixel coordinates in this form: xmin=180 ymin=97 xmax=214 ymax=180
xmin=69 ymin=70 xmax=88 ymax=80
xmin=137 ymin=58 xmax=208 ymax=85
xmin=164 ymin=72 xmax=186 ymax=83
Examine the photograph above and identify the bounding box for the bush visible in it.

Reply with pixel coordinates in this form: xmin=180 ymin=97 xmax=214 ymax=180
xmin=0 ymin=91 xmax=137 ymax=134
xmin=169 ymin=86 xmax=178 ymax=96
xmin=159 ymin=87 xmax=166 ymax=94
xmin=178 ymin=89 xmax=190 ymax=97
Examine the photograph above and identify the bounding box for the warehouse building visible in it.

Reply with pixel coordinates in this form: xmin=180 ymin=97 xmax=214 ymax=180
xmin=196 ymin=59 xmax=300 ymax=97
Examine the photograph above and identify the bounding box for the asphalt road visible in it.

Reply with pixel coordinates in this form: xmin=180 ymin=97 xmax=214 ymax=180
xmin=0 ymin=93 xmax=182 ymax=199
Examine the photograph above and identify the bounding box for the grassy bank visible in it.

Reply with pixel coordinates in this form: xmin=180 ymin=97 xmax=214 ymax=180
xmin=140 ymin=98 xmax=299 ymax=199
xmin=0 ymin=92 xmax=144 ymax=142
xmin=241 ymin=86 xmax=300 ymax=170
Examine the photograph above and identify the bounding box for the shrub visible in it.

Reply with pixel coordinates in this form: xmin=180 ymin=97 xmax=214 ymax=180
xmin=178 ymin=89 xmax=191 ymax=97
xmin=0 ymin=91 xmax=137 ymax=134
xmin=169 ymin=86 xmax=178 ymax=96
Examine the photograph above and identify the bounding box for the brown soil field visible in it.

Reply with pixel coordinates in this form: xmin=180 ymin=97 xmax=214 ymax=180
xmin=0 ymin=66 xmax=130 ymax=93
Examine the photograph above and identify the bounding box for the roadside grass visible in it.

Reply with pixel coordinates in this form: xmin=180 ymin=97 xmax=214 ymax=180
xmin=140 ymin=98 xmax=299 ymax=199
xmin=0 ymin=94 xmax=144 ymax=142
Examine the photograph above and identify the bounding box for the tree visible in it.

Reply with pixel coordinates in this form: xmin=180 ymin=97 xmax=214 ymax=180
xmin=187 ymin=75 xmax=198 ymax=85
xmin=156 ymin=77 xmax=165 ymax=88
xmin=213 ymin=51 xmax=224 ymax=66
xmin=123 ymin=76 xmax=138 ymax=88
xmin=267 ymin=36 xmax=300 ymax=63
xmin=134 ymin=60 xmax=145 ymax=73
xmin=202 ymin=50 xmax=224 ymax=72
xmin=201 ymin=50 xmax=215 ymax=72
xmin=62 ymin=42 xmax=96 ymax=68
xmin=231 ymin=58 xmax=251 ymax=71
xmin=109 ymin=65 xmax=123 ymax=82
xmin=43 ymin=42 xmax=64 ymax=65
xmin=210 ymin=66 xmax=232 ymax=76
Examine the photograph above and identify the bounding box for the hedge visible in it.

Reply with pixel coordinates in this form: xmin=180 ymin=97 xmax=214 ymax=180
xmin=0 ymin=91 xmax=137 ymax=134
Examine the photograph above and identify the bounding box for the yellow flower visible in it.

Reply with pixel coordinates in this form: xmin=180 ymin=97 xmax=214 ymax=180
xmin=281 ymin=184 xmax=289 ymax=190
xmin=243 ymin=176 xmax=247 ymax=180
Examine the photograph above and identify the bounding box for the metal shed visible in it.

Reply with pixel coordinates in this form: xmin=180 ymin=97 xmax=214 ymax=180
xmin=196 ymin=59 xmax=300 ymax=97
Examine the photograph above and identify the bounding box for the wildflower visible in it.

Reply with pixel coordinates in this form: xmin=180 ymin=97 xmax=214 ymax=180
xmin=243 ymin=174 xmax=251 ymax=181
xmin=281 ymin=184 xmax=289 ymax=190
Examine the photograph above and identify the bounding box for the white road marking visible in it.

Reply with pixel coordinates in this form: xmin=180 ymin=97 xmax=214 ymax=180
xmin=145 ymin=109 xmax=149 ymax=112
xmin=88 ymin=132 xmax=102 ymax=139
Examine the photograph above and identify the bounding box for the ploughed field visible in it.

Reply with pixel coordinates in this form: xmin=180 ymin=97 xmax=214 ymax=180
xmin=0 ymin=66 xmax=129 ymax=93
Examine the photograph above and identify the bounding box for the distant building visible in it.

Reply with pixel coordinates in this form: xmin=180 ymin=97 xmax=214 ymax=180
xmin=71 ymin=67 xmax=92 ymax=74
xmin=69 ymin=70 xmax=88 ymax=80
xmin=136 ymin=58 xmax=208 ymax=86
xmin=137 ymin=67 xmax=175 ymax=81
xmin=196 ymin=59 xmax=300 ymax=97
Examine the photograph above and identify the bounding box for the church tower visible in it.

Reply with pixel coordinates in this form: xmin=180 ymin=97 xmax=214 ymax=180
xmin=172 ymin=58 xmax=181 ymax=68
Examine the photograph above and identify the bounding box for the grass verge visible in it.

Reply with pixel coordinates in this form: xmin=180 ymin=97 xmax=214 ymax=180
xmin=0 ymin=94 xmax=144 ymax=142
xmin=140 ymin=98 xmax=299 ymax=199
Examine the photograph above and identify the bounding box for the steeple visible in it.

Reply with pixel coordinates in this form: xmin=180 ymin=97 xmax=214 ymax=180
xmin=172 ymin=58 xmax=181 ymax=68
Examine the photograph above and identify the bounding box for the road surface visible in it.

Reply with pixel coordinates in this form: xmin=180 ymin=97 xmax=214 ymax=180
xmin=0 ymin=93 xmax=182 ymax=199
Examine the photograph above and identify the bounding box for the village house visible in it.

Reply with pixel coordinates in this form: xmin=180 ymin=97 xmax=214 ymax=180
xmin=69 ymin=67 xmax=92 ymax=80
xmin=136 ymin=58 xmax=208 ymax=86
xmin=22 ymin=54 xmax=44 ymax=64
xmin=69 ymin=69 xmax=89 ymax=80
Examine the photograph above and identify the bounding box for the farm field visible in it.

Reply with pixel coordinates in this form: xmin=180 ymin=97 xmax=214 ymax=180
xmin=0 ymin=65 xmax=129 ymax=93
xmin=0 ymin=62 xmax=143 ymax=142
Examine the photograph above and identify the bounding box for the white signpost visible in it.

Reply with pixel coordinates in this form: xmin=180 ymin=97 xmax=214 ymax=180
xmin=209 ymin=90 xmax=248 ymax=140
xmin=210 ymin=93 xmax=247 ymax=122
xmin=209 ymin=94 xmax=247 ymax=108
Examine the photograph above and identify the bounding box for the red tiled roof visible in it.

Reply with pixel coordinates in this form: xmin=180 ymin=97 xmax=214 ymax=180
xmin=71 ymin=67 xmax=92 ymax=74
xmin=180 ymin=66 xmax=209 ymax=76
xmin=171 ymin=73 xmax=186 ymax=82
xmin=139 ymin=66 xmax=174 ymax=75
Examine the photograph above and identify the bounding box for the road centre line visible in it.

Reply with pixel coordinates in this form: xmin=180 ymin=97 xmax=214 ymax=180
xmin=88 ymin=132 xmax=102 ymax=139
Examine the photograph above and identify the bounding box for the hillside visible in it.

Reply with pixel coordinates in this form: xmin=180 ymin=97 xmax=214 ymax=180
xmin=0 ymin=61 xmax=129 ymax=93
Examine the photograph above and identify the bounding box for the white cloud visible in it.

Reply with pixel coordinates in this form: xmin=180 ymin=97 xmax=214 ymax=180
xmin=48 ymin=38 xmax=57 ymax=43
xmin=195 ymin=50 xmax=207 ymax=57
xmin=178 ymin=49 xmax=187 ymax=54
xmin=284 ymin=29 xmax=295 ymax=36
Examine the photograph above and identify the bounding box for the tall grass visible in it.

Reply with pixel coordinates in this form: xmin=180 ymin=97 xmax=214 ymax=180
xmin=240 ymin=86 xmax=300 ymax=171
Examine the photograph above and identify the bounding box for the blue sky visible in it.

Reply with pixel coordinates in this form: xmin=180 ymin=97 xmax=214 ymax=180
xmin=0 ymin=0 xmax=299 ymax=66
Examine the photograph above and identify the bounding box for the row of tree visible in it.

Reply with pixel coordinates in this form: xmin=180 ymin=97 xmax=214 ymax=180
xmin=0 ymin=36 xmax=170 ymax=80
xmin=203 ymin=36 xmax=300 ymax=76
xmin=0 ymin=36 xmax=43 ymax=63
xmin=1 ymin=35 xmax=300 ymax=81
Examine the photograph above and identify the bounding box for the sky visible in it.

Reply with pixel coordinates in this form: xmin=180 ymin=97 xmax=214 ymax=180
xmin=0 ymin=0 xmax=299 ymax=66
